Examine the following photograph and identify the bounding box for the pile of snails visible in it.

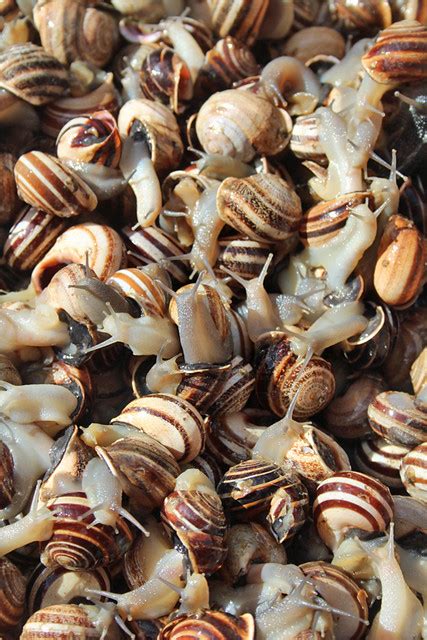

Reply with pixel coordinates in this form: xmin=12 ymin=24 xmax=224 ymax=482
xmin=0 ymin=0 xmax=426 ymax=638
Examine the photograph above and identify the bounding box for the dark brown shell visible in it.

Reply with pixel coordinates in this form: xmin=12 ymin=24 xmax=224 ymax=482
xmin=161 ymin=487 xmax=227 ymax=575
xmin=176 ymin=362 xmax=231 ymax=414
xmin=140 ymin=47 xmax=192 ymax=114
xmin=0 ymin=152 xmax=19 ymax=225
xmin=206 ymin=413 xmax=258 ymax=468
xmin=159 ymin=610 xmax=255 ymax=640
xmin=0 ymin=43 xmax=69 ymax=106
xmin=0 ymin=441 xmax=14 ymax=510
xmin=207 ymin=356 xmax=255 ymax=417
xmin=0 ymin=557 xmax=26 ymax=633
xmin=343 ymin=303 xmax=399 ymax=370
xmin=56 ymin=110 xmax=121 ymax=168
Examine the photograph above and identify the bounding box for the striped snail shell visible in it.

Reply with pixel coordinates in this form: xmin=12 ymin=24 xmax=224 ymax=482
xmin=176 ymin=362 xmax=232 ymax=414
xmin=56 ymin=110 xmax=121 ymax=168
xmin=3 ymin=206 xmax=68 ymax=272
xmin=0 ymin=152 xmax=19 ymax=225
xmin=183 ymin=452 xmax=223 ymax=488
xmin=96 ymin=435 xmax=180 ymax=511
xmin=207 ymin=0 xmax=269 ymax=45
xmin=206 ymin=411 xmax=259 ymax=468
xmin=196 ymin=36 xmax=260 ymax=95
xmin=300 ymin=192 xmax=372 ymax=248
xmin=411 ymin=347 xmax=427 ymax=396
xmin=40 ymin=492 xmax=134 ymax=571
xmin=0 ymin=0 xmax=19 ymax=22
xmin=323 ymin=373 xmax=386 ymax=439
xmin=313 ymin=471 xmax=394 ymax=551
xmin=328 ymin=0 xmax=392 ymax=32
xmin=300 ymin=561 xmax=369 ymax=640
xmin=255 ymin=335 xmax=336 ymax=419
xmin=292 ymin=0 xmax=320 ymax=30
xmin=354 ymin=435 xmax=410 ymax=488
xmin=112 ymin=393 xmax=207 ymax=463
xmin=41 ymin=73 xmax=120 ymax=138
xmin=27 ymin=564 xmax=110 ymax=614
xmin=107 ymin=267 xmax=167 ymax=317
xmin=267 ymin=479 xmax=309 ymax=543
xmin=0 ymin=441 xmax=15 ymax=510
xmin=14 ymin=151 xmax=98 ymax=219
xmin=34 ymin=0 xmax=119 ymax=68
xmin=161 ymin=474 xmax=227 ymax=575
xmin=159 ymin=610 xmax=255 ymax=640
xmin=217 ymin=458 xmax=301 ymax=521
xmin=21 ymin=604 xmax=118 ymax=640
xmin=0 ymin=557 xmax=26 ymax=633
xmin=140 ymin=47 xmax=193 ymax=114
xmin=0 ymin=43 xmax=69 ymax=106
xmin=343 ymin=303 xmax=398 ymax=371
xmin=0 ymin=354 xmax=21 ymax=385
xmin=205 ymin=356 xmax=255 ymax=418
xmin=196 ymin=89 xmax=292 ymax=162
xmin=123 ymin=224 xmax=189 ymax=285
xmin=400 ymin=441 xmax=427 ymax=502
xmin=361 ymin=19 xmax=427 ymax=84
xmin=368 ymin=390 xmax=427 ymax=447
xmin=31 ymin=223 xmax=127 ymax=293
xmin=290 ymin=114 xmax=327 ymax=165
xmin=217 ymin=173 xmax=302 ymax=243
xmin=217 ymin=237 xmax=271 ymax=281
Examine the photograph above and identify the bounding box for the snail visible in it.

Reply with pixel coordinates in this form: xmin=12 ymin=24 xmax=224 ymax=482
xmin=354 ymin=435 xmax=410 ymax=488
xmin=21 ymin=603 xmax=121 ymax=640
xmin=368 ymin=390 xmax=427 ymax=447
xmin=400 ymin=441 xmax=427 ymax=501
xmin=0 ymin=381 xmax=77 ymax=428
xmin=206 ymin=0 xmax=269 ymax=45
xmin=0 ymin=557 xmax=26 ymax=634
xmin=159 ymin=610 xmax=255 ymax=640
xmin=0 ymin=303 xmax=69 ymax=353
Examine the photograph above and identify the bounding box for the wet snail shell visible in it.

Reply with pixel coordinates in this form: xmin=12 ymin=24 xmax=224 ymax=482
xmin=217 ymin=173 xmax=302 ymax=243
xmin=267 ymin=479 xmax=309 ymax=543
xmin=206 ymin=411 xmax=259 ymax=468
xmin=368 ymin=390 xmax=427 ymax=447
xmin=290 ymin=114 xmax=328 ymax=165
xmin=183 ymin=452 xmax=223 ymax=488
xmin=56 ymin=110 xmax=121 ymax=168
xmin=14 ymin=151 xmax=98 ymax=219
xmin=217 ymin=237 xmax=271 ymax=281
xmin=206 ymin=356 xmax=255 ymax=418
xmin=400 ymin=441 xmax=427 ymax=501
xmin=313 ymin=470 xmax=394 ymax=551
xmin=140 ymin=46 xmax=193 ymax=114
xmin=176 ymin=362 xmax=232 ymax=414
xmin=207 ymin=0 xmax=269 ymax=46
xmin=328 ymin=0 xmax=392 ymax=32
xmin=0 ymin=43 xmax=69 ymax=106
xmin=21 ymin=603 xmax=118 ymax=640
xmin=107 ymin=267 xmax=167 ymax=317
xmin=354 ymin=435 xmax=410 ymax=488
xmin=0 ymin=557 xmax=26 ymax=633
xmin=159 ymin=610 xmax=255 ymax=640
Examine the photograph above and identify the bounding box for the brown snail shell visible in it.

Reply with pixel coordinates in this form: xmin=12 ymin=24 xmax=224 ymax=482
xmin=34 ymin=0 xmax=119 ymax=68
xmin=206 ymin=412 xmax=259 ymax=467
xmin=176 ymin=362 xmax=232 ymax=414
xmin=56 ymin=110 xmax=121 ymax=168
xmin=361 ymin=19 xmax=427 ymax=84
xmin=0 ymin=152 xmax=19 ymax=225
xmin=0 ymin=354 xmax=21 ymax=385
xmin=217 ymin=237 xmax=271 ymax=281
xmin=368 ymin=390 xmax=427 ymax=447
xmin=282 ymin=26 xmax=346 ymax=63
xmin=329 ymin=0 xmax=392 ymax=32
xmin=196 ymin=89 xmax=292 ymax=162
xmin=0 ymin=441 xmax=15 ymax=510
xmin=0 ymin=557 xmax=26 ymax=633
xmin=159 ymin=610 xmax=255 ymax=640
xmin=97 ymin=434 xmax=180 ymax=510
xmin=206 ymin=356 xmax=255 ymax=418
xmin=267 ymin=480 xmax=309 ymax=543
xmin=217 ymin=173 xmax=302 ymax=243
xmin=107 ymin=267 xmax=167 ymax=317
xmin=290 ymin=114 xmax=327 ymax=165
xmin=0 ymin=43 xmax=69 ymax=106
xmin=112 ymin=393 xmax=207 ymax=463
xmin=40 ymin=492 xmax=134 ymax=571
xmin=161 ymin=484 xmax=227 ymax=575
xmin=207 ymin=0 xmax=269 ymax=46
xmin=400 ymin=441 xmax=427 ymax=501
xmin=313 ymin=471 xmax=394 ymax=551
xmin=255 ymin=335 xmax=336 ymax=419
xmin=140 ymin=47 xmax=193 ymax=114
xmin=21 ymin=603 xmax=119 ymax=640
xmin=354 ymin=435 xmax=410 ymax=488
xmin=183 ymin=452 xmax=223 ymax=488
xmin=14 ymin=151 xmax=98 ymax=219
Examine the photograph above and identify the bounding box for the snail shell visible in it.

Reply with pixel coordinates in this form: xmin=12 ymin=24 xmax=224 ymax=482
xmin=21 ymin=604 xmax=118 ymax=640
xmin=112 ymin=393 xmax=206 ymax=463
xmin=140 ymin=47 xmax=192 ymax=114
xmin=31 ymin=223 xmax=127 ymax=292
xmin=96 ymin=434 xmax=180 ymax=510
xmin=27 ymin=564 xmax=110 ymax=614
xmin=0 ymin=557 xmax=26 ymax=633
xmin=161 ymin=483 xmax=227 ymax=575
xmin=159 ymin=610 xmax=255 ymax=640
xmin=217 ymin=173 xmax=302 ymax=243
xmin=368 ymin=390 xmax=427 ymax=447
xmin=343 ymin=303 xmax=398 ymax=371
xmin=0 ymin=43 xmax=69 ymax=106
xmin=217 ymin=237 xmax=271 ymax=281
xmin=313 ymin=470 xmax=394 ymax=551
xmin=361 ymin=19 xmax=427 ymax=84
xmin=0 ymin=152 xmax=19 ymax=225
xmin=207 ymin=0 xmax=269 ymax=45
xmin=14 ymin=151 xmax=98 ymax=219
xmin=267 ymin=480 xmax=309 ymax=543
xmin=40 ymin=492 xmax=134 ymax=571
xmin=107 ymin=267 xmax=167 ymax=317
xmin=354 ymin=435 xmax=410 ymax=488
xmin=0 ymin=354 xmax=21 ymax=386
xmin=292 ymin=0 xmax=320 ymax=30
xmin=374 ymin=214 xmax=426 ymax=307
xmin=183 ymin=452 xmax=223 ymax=488
xmin=176 ymin=363 xmax=231 ymax=414
xmin=206 ymin=411 xmax=259 ymax=467
xmin=57 ymin=110 xmax=121 ymax=168
xmin=400 ymin=441 xmax=427 ymax=501
xmin=282 ymin=26 xmax=346 ymax=63
xmin=329 ymin=0 xmax=392 ymax=31
xmin=206 ymin=356 xmax=255 ymax=418
xmin=255 ymin=336 xmax=336 ymax=419
xmin=34 ymin=0 xmax=119 ymax=68
xmin=196 ymin=89 xmax=292 ymax=162
xmin=290 ymin=114 xmax=327 ymax=165
xmin=3 ymin=206 xmax=68 ymax=272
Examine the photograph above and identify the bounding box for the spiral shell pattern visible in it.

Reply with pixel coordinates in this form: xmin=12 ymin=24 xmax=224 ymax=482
xmin=267 ymin=481 xmax=309 ymax=543
xmin=313 ymin=471 xmax=394 ymax=550
xmin=329 ymin=0 xmax=392 ymax=31
xmin=0 ymin=43 xmax=69 ymax=106
xmin=15 ymin=152 xmax=98 ymax=219
xmin=160 ymin=610 xmax=254 ymax=640
xmin=354 ymin=435 xmax=410 ymax=488
xmin=0 ymin=441 xmax=14 ymax=509
xmin=113 ymin=393 xmax=206 ymax=463
xmin=107 ymin=267 xmax=166 ymax=317
xmin=207 ymin=356 xmax=255 ymax=417
xmin=290 ymin=114 xmax=327 ymax=164
xmin=217 ymin=173 xmax=302 ymax=243
xmin=140 ymin=47 xmax=192 ymax=114
xmin=206 ymin=413 xmax=257 ymax=467
xmin=197 ymin=36 xmax=259 ymax=94
xmin=255 ymin=336 xmax=336 ymax=419
xmin=40 ymin=492 xmax=133 ymax=571
xmin=162 ymin=486 xmax=227 ymax=574
xmin=57 ymin=111 xmax=121 ymax=168
xmin=97 ymin=434 xmax=180 ymax=510
xmin=361 ymin=19 xmax=427 ymax=84
xmin=207 ymin=0 xmax=269 ymax=45
xmin=21 ymin=604 xmax=103 ymax=640
xmin=0 ymin=557 xmax=26 ymax=633
xmin=400 ymin=441 xmax=427 ymax=502
xmin=368 ymin=390 xmax=427 ymax=447
xmin=176 ymin=364 xmax=231 ymax=414
xmin=217 ymin=237 xmax=271 ymax=280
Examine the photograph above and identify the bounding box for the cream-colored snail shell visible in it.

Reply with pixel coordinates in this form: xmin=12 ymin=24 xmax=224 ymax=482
xmin=57 ymin=110 xmax=122 ymax=168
